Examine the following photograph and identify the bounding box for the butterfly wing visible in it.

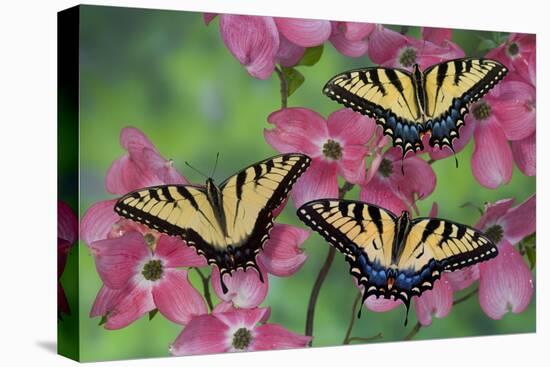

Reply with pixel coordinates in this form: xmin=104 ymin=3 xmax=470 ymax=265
xmin=423 ymin=58 xmax=507 ymax=149
xmin=323 ymin=67 xmax=426 ymax=155
xmin=297 ymin=200 xmax=399 ymax=309
xmin=395 ymin=217 xmax=498 ymax=299
xmin=216 ymin=153 xmax=311 ymax=285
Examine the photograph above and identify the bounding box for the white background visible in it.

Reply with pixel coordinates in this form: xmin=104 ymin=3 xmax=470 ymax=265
xmin=0 ymin=0 xmax=546 ymax=365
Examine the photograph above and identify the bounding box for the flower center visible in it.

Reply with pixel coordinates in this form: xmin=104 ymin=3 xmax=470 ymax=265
xmin=379 ymin=158 xmax=394 ymax=178
xmin=232 ymin=327 xmax=252 ymax=350
xmin=507 ymin=42 xmax=519 ymax=57
xmin=142 ymin=259 xmax=163 ymax=281
xmin=472 ymin=101 xmax=492 ymax=120
xmin=322 ymin=139 xmax=343 ymax=160
xmin=399 ymin=47 xmax=417 ymax=68
xmin=484 ymin=224 xmax=504 ymax=244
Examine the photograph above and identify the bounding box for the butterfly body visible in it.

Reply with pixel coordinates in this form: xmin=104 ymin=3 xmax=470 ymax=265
xmin=297 ymin=199 xmax=498 ymax=323
xmin=115 ymin=153 xmax=311 ymax=292
xmin=323 ymin=58 xmax=507 ymax=157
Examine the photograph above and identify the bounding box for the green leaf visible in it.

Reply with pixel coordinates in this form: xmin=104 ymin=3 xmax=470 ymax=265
xmin=298 ymin=45 xmax=324 ymax=67
xmin=523 ymin=233 xmax=536 ymax=247
xmin=477 ymin=38 xmax=498 ymax=52
xmin=282 ymin=67 xmax=305 ymax=97
xmin=149 ymin=309 xmax=159 ymax=321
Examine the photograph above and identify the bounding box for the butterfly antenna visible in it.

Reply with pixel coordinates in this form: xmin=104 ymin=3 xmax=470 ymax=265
xmin=211 ymin=152 xmax=220 ymax=178
xmin=185 ymin=161 xmax=209 ymax=179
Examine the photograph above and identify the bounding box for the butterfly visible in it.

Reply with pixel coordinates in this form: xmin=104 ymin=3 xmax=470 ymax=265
xmin=297 ymin=199 xmax=498 ymax=324
xmin=115 ymin=153 xmax=311 ymax=293
xmin=323 ymin=58 xmax=507 ymax=159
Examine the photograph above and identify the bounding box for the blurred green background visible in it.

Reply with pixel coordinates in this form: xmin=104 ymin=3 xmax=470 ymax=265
xmin=58 ymin=5 xmax=536 ymax=362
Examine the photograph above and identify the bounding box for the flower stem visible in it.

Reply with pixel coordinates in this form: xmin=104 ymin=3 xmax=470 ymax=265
xmin=194 ymin=267 xmax=214 ymax=312
xmin=274 ymin=66 xmax=288 ymax=109
xmin=305 ymin=182 xmax=354 ymax=346
xmin=403 ymin=322 xmax=422 ymax=340
xmin=343 ymin=292 xmax=363 ymax=344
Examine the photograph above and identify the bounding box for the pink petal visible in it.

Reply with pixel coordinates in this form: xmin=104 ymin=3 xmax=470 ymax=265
xmin=446 ymin=264 xmax=480 ymax=291
xmin=251 ymin=323 xmax=311 ymax=351
xmin=479 ymin=242 xmax=534 ymax=320
xmin=422 ymin=27 xmax=453 ymax=45
xmin=88 ymin=232 xmax=148 ymax=289
xmin=141 ymin=147 xmax=188 ymax=186
xmin=291 ymin=159 xmax=339 ymax=208
xmin=105 ymin=279 xmax=155 ymax=329
xmin=490 ymin=81 xmax=536 ymax=141
xmin=329 ymin=22 xmax=369 ymax=57
xmin=259 ymin=224 xmax=309 ymax=277
xmin=414 ymin=40 xmax=465 ymax=69
xmin=211 ymin=267 xmax=268 ymax=308
xmin=105 ymin=154 xmax=162 ymax=195
xmin=203 ymin=13 xmax=218 ymax=25
xmin=214 ymin=307 xmax=269 ymax=330
xmin=276 ymin=34 xmax=305 ymax=67
xmin=339 ymin=145 xmax=367 ymax=184
xmin=213 ymin=301 xmax=238 ymax=314
xmin=58 ymin=201 xmax=78 ymax=244
xmin=392 ymin=152 xmax=436 ymax=204
xmin=89 ymin=285 xmax=126 ymax=317
xmin=501 ymin=194 xmax=536 ymax=245
xmin=265 ymin=107 xmax=328 ymax=158
xmin=512 ymin=132 xmax=536 ymax=176
xmin=476 ymin=198 xmax=516 ymax=231
xmin=339 ymin=22 xmax=375 ymax=42
xmin=154 ymin=235 xmax=207 ymax=268
xmin=274 ymin=18 xmax=331 ymax=47
xmin=220 ymin=15 xmax=279 ymax=79
xmin=429 ymin=118 xmax=475 ymax=160
xmin=471 ymin=119 xmax=513 ymax=189
xmin=367 ymin=25 xmax=406 ymax=65
xmin=153 ymin=269 xmax=207 ymax=325
xmin=364 ymin=295 xmax=402 ymax=312
xmin=80 ymin=199 xmax=119 ymax=245
xmin=360 ymin=176 xmax=409 ymax=216
xmin=170 ymin=314 xmax=229 ymax=356
xmin=327 ymin=108 xmax=377 ymax=146
xmin=428 ymin=202 xmax=439 ymax=217
xmin=413 ymin=275 xmax=453 ymax=326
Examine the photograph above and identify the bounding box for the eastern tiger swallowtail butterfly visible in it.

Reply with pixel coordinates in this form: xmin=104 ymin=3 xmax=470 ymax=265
xmin=323 ymin=58 xmax=507 ymax=159
xmin=115 ymin=153 xmax=311 ymax=293
xmin=297 ymin=199 xmax=498 ymax=324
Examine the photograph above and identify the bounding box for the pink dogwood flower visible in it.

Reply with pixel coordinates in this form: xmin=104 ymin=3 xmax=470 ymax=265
xmin=58 ymin=201 xmax=78 ymax=316
xmin=205 ymin=14 xmax=331 ymax=79
xmin=512 ymin=132 xmax=536 ymax=176
xmin=422 ymin=27 xmax=453 ymax=46
xmin=265 ymin=107 xmax=376 ymax=207
xmin=360 ymin=148 xmax=436 ymax=216
xmin=211 ymin=224 xmax=309 ymax=308
xmin=88 ymin=232 xmax=207 ymax=329
xmin=367 ymin=25 xmax=464 ymax=70
xmin=448 ymin=195 xmax=535 ymax=319
xmin=329 ymin=21 xmax=374 ymax=57
xmin=468 ymin=79 xmax=536 ymax=188
xmin=486 ymin=33 xmax=535 ymax=85
xmin=169 ymin=307 xmax=310 ymax=355
xmin=413 ymin=274 xmax=453 ymax=326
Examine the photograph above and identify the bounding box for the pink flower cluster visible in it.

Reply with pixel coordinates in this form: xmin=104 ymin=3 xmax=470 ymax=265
xmin=81 ymin=127 xmax=310 ymax=352
xmin=58 ymin=200 xmax=78 ymax=316
xmin=204 ymin=13 xmax=375 ymax=79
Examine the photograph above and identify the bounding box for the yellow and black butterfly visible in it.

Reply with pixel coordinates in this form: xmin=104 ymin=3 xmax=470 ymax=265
xmin=115 ymin=153 xmax=311 ymax=293
xmin=323 ymin=58 xmax=507 ymax=158
xmin=297 ymin=199 xmax=498 ymax=324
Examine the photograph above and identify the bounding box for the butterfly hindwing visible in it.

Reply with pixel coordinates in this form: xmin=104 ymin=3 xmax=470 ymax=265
xmin=323 ymin=67 xmax=425 ymax=156
xmin=423 ymin=58 xmax=507 ymax=149
xmin=115 ymin=153 xmax=311 ymax=293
